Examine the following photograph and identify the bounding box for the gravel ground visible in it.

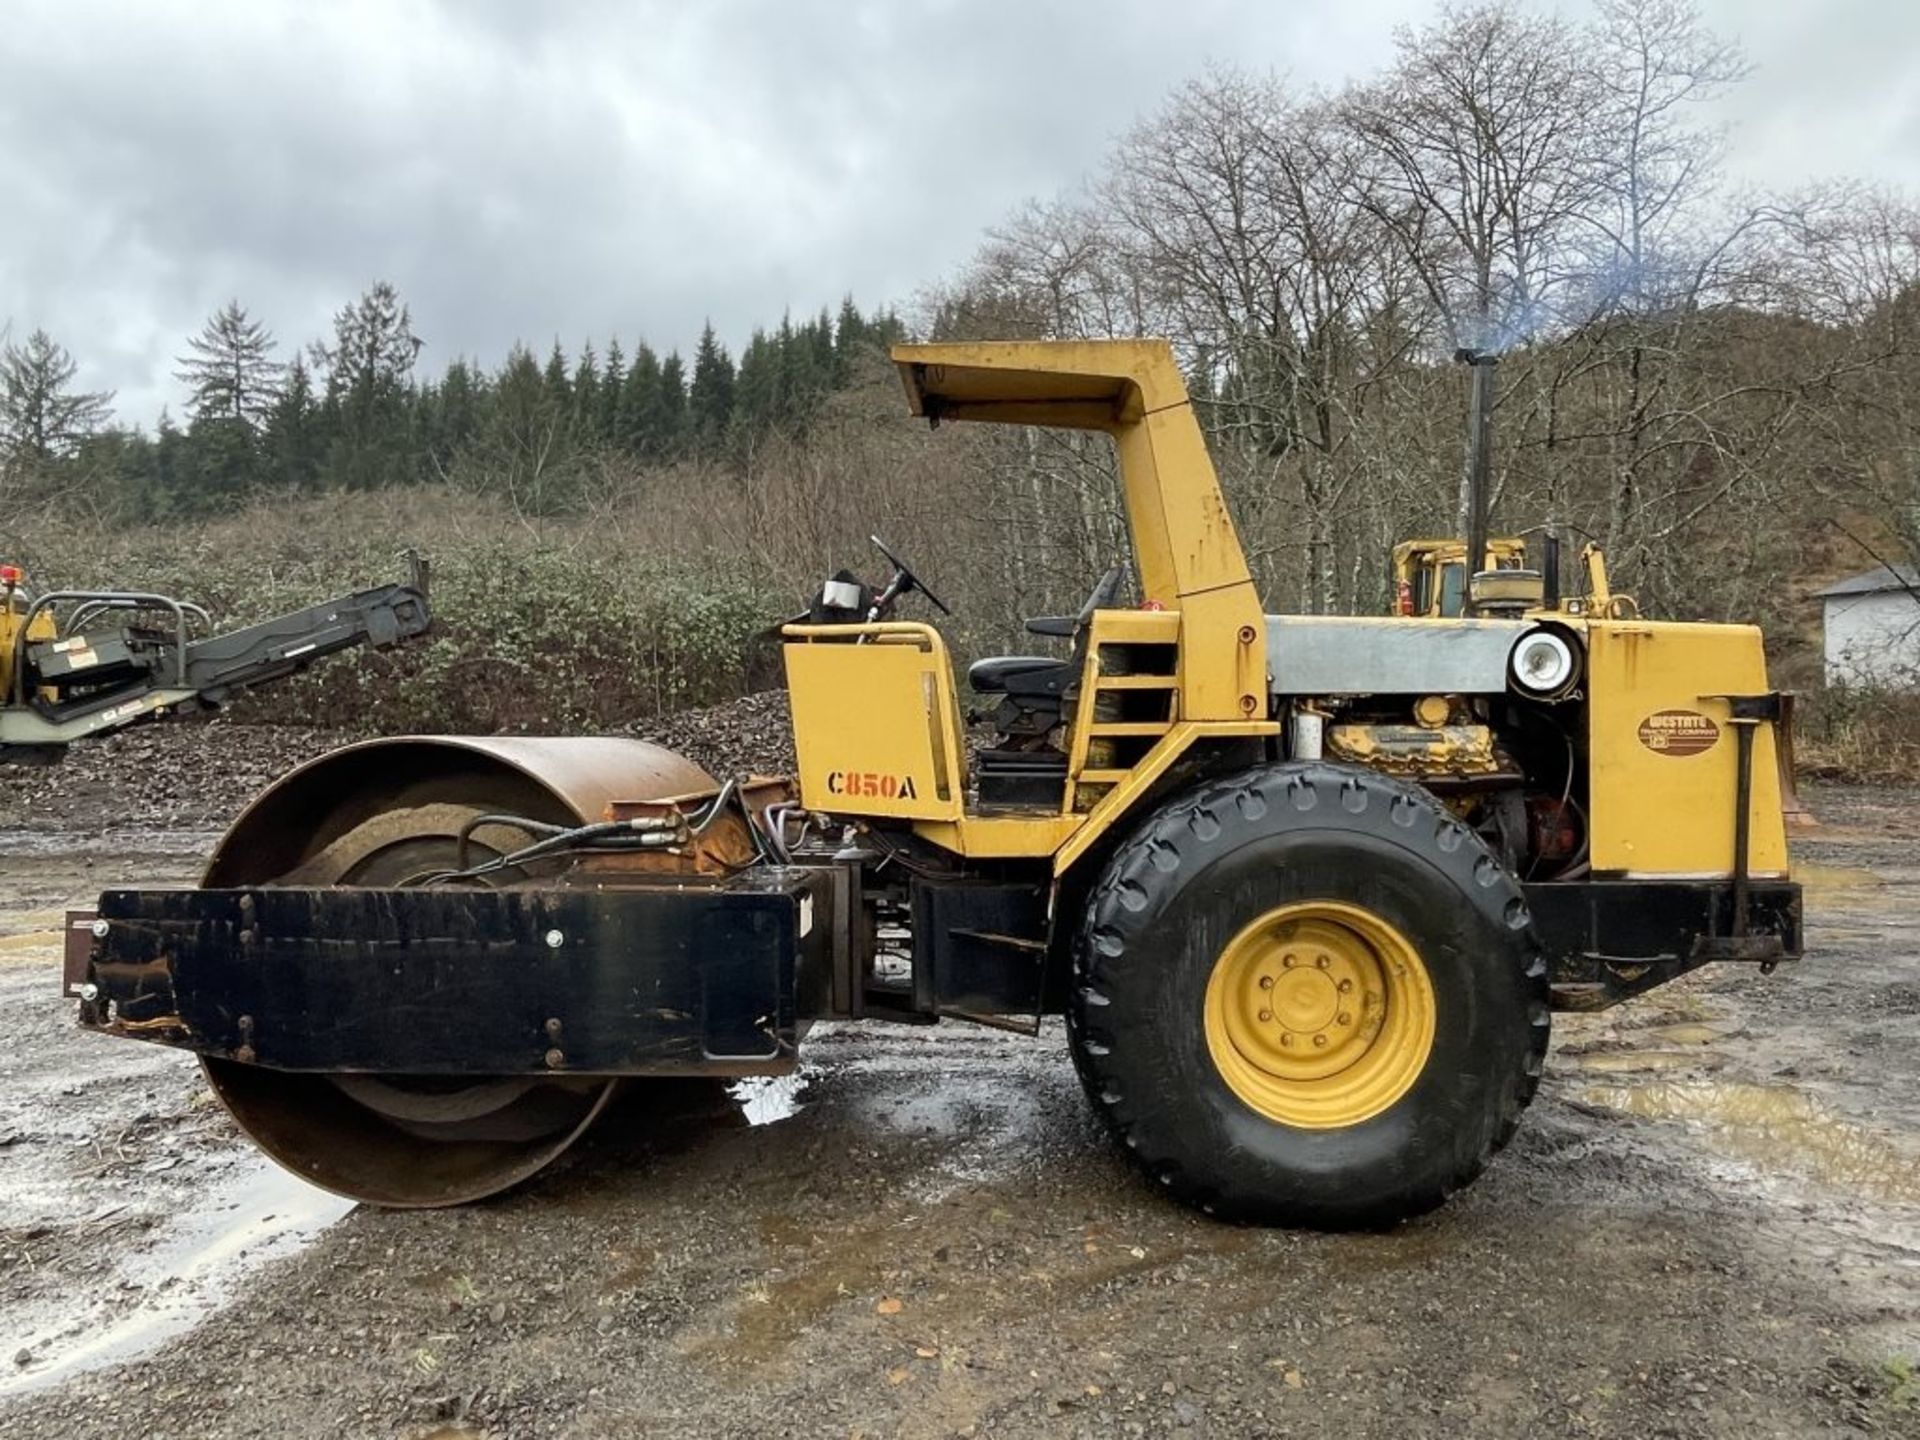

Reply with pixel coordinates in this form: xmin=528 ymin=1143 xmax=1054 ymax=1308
xmin=0 ymin=721 xmax=1917 ymax=1439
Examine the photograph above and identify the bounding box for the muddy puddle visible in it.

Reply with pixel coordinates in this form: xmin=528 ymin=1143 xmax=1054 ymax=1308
xmin=1578 ymin=1079 xmax=1920 ymax=1205
xmin=1 ymin=1160 xmax=352 ymax=1397
xmin=0 ymin=831 xmax=359 ymax=1397
xmin=1569 ymin=1047 xmax=1731 ymax=1073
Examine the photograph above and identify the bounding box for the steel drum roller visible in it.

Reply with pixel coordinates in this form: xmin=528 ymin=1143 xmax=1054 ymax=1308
xmin=199 ymin=735 xmax=716 ymax=1208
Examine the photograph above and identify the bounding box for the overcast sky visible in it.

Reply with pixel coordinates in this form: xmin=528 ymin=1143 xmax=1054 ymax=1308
xmin=3 ymin=0 xmax=1917 ymax=426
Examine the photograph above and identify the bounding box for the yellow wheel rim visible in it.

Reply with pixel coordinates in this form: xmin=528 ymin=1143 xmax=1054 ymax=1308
xmin=1203 ymin=901 xmax=1437 ymax=1129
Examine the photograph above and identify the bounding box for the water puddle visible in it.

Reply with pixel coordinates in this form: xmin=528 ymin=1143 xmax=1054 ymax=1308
xmin=731 ymin=1074 xmax=808 ymax=1126
xmin=1640 ymin=1022 xmax=1732 ymax=1046
xmin=1789 ymin=867 xmax=1881 ymax=890
xmin=1796 ymin=862 xmax=1887 ymax=894
xmin=1579 ymin=1080 xmax=1920 ymax=1204
xmin=1569 ymin=1048 xmax=1728 ymax=1074
xmin=0 ymin=1160 xmax=353 ymax=1396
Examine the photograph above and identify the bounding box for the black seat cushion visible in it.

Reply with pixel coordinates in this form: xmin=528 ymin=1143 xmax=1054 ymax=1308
xmin=968 ymin=655 xmax=1074 ymax=694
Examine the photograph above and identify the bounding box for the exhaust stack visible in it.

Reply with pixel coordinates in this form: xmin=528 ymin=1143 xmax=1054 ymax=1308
xmin=1455 ymin=349 xmax=1499 ymax=617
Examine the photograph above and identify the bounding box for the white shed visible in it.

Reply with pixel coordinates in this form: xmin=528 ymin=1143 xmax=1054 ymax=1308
xmin=1817 ymin=564 xmax=1920 ymax=687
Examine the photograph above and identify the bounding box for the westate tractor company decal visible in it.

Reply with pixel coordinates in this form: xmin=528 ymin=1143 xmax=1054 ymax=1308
xmin=1637 ymin=708 xmax=1720 ymax=756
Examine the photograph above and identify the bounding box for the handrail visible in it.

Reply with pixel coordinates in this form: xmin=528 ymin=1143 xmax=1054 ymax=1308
xmin=68 ymin=598 xmax=213 ymax=635
xmin=780 ymin=621 xmax=942 ymax=647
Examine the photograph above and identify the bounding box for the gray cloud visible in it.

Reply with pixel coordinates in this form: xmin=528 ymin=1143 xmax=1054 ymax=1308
xmin=1 ymin=0 xmax=1913 ymax=426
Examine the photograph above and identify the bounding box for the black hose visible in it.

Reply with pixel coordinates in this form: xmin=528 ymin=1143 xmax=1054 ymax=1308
xmin=424 ymin=816 xmax=684 ymax=886
xmin=426 ymin=781 xmax=764 ymax=887
xmin=454 ymin=813 xmax=570 ymax=873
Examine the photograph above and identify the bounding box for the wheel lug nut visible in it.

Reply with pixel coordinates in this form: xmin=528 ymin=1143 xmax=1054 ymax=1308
xmin=1282 ymin=953 xmax=1296 ymax=968
xmin=1280 ymin=1034 xmax=1294 ymax=1047
xmin=1258 ymin=1010 xmax=1272 ymax=1023
xmin=1337 ymin=1012 xmax=1351 ymax=1026
xmin=1259 ymin=975 xmax=1274 ymax=990
xmin=1313 ymin=1034 xmax=1328 ymax=1047
xmin=1337 ymin=979 xmax=1353 ymax=993
xmin=1315 ymin=954 xmax=1330 ymax=969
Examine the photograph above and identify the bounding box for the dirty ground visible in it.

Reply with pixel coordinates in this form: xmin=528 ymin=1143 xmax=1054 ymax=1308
xmin=0 ymin=727 xmax=1916 ymax=1439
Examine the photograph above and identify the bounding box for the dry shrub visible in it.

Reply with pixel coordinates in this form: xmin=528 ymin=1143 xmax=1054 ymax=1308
xmin=4 ymin=488 xmax=782 ymax=734
xmin=1796 ymin=685 xmax=1920 ymax=784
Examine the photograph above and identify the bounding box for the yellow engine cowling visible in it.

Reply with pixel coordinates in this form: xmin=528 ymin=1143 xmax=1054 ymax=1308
xmin=1584 ymin=618 xmax=1789 ymax=877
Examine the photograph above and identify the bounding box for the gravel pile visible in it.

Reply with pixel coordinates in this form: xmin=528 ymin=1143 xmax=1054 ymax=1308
xmin=624 ymin=689 xmax=796 ymax=778
xmin=0 ymin=691 xmax=799 ymax=831
xmin=0 ymin=722 xmax=351 ymax=831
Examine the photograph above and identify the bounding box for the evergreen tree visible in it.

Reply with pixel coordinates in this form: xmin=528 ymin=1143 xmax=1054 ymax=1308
xmin=775 ymin=312 xmax=818 ymax=428
xmin=95 ymin=427 xmax=164 ymax=520
xmin=150 ymin=413 xmax=189 ymax=518
xmin=869 ymin=306 xmax=907 ymax=348
xmin=808 ymin=306 xmax=838 ymax=389
xmin=571 ymin=342 xmax=601 ymax=440
xmin=731 ymin=328 xmax=778 ymax=442
xmin=773 ymin=314 xmax=803 ymax=430
xmin=174 ymin=300 xmax=284 ymax=432
xmin=481 ymin=343 xmax=576 ymax=513
xmin=543 ymin=341 xmax=571 ymax=412
xmin=428 ymin=358 xmax=483 ymax=468
xmin=0 ymin=328 xmax=113 ymax=465
xmin=312 ymin=281 xmax=421 ymax=489
xmin=263 ymin=354 xmax=321 ymax=490
xmin=178 ymin=412 xmax=256 ymax=511
xmin=833 ymin=296 xmax=868 ymax=379
xmin=619 ymin=343 xmax=662 ymax=457
xmin=687 ymin=323 xmax=734 ymax=455
xmin=657 ymin=351 xmax=689 ymax=458
xmin=599 ymin=337 xmax=625 ymax=445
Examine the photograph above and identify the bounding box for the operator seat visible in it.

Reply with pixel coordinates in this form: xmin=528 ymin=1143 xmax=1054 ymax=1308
xmin=968 ymin=653 xmax=1073 ymax=695
xmin=968 ymin=566 xmax=1124 ymax=740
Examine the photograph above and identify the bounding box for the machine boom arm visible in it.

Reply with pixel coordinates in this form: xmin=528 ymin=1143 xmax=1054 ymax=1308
xmin=1 ymin=574 xmax=431 ymax=761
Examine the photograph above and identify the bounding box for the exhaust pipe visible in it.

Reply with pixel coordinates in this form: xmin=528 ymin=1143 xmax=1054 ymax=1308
xmin=1455 ymin=349 xmax=1499 ymax=616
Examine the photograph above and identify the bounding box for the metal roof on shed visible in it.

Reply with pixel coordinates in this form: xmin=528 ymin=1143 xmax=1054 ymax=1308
xmin=1815 ymin=564 xmax=1919 ymax=599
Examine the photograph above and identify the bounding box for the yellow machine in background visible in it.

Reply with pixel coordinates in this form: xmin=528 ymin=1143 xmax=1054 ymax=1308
xmin=1391 ymin=537 xmax=1530 ymax=617
xmin=71 ymin=338 xmax=1802 ymax=1231
xmin=0 ymin=560 xmax=430 ymax=765
xmin=0 ymin=564 xmax=58 ymax=702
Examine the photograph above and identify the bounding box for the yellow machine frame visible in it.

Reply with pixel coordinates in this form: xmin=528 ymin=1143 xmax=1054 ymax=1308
xmin=780 ymin=338 xmax=1790 ymax=885
xmin=783 ymin=340 xmax=1275 ymax=872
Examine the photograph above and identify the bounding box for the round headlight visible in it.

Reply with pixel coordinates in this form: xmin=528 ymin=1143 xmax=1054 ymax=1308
xmin=1511 ymin=630 xmax=1576 ymax=694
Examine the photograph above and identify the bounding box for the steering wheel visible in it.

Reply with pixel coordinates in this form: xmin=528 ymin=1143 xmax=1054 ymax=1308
xmin=1025 ymin=564 xmax=1126 ymax=638
xmin=868 ymin=535 xmax=952 ymax=618
xmin=1079 ymin=565 xmax=1125 ymax=623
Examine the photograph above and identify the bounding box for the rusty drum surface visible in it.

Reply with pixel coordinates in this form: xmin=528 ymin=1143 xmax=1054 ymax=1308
xmin=197 ymin=736 xmax=717 ymax=1208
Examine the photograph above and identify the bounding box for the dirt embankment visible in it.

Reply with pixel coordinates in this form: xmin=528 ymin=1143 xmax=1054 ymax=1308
xmin=0 ymin=714 xmax=1916 ymax=1439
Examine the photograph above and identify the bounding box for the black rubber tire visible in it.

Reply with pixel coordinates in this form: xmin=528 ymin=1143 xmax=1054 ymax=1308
xmin=1066 ymin=761 xmax=1550 ymax=1228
